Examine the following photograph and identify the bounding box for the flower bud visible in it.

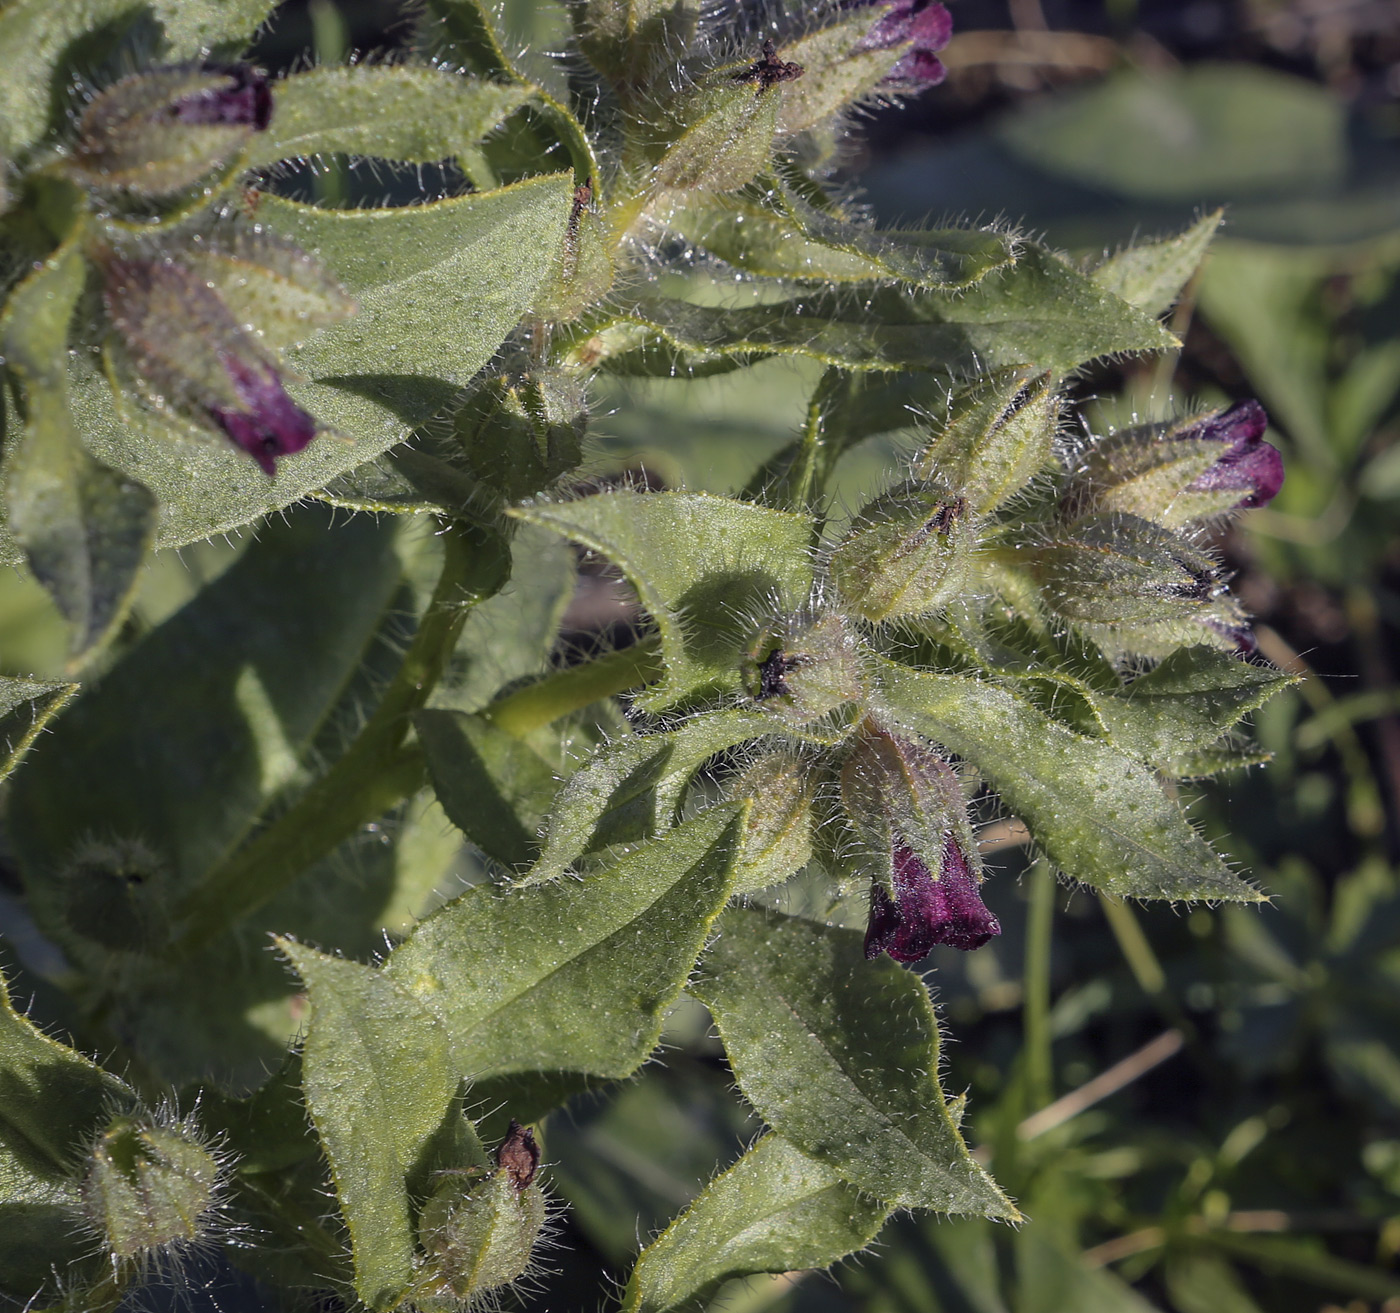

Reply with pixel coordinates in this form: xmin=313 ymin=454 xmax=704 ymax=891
xmin=1027 ymin=513 xmax=1229 ymax=629
xmin=177 ymin=226 xmax=357 ymax=351
xmin=1064 ymin=400 xmax=1283 ymax=529
xmin=450 ymin=369 xmax=586 ymax=502
xmin=829 ymin=480 xmax=979 ymax=623
xmin=59 ymin=836 xmax=172 ymax=960
xmin=647 ymin=42 xmax=802 ymax=193
xmin=912 ymin=369 xmax=1058 ymax=514
xmin=99 ymin=249 xmax=321 ymax=475
xmin=418 ymin=1121 xmax=547 ymax=1301
xmin=82 ymin=1112 xmax=221 ymax=1264
xmin=726 ymin=750 xmax=817 ymax=894
xmin=571 ymin=0 xmax=699 ymax=98
xmin=839 ymin=724 xmax=998 ymax=960
xmin=71 ymin=62 xmax=272 ymax=196
xmin=744 ymin=611 xmax=866 ymax=728
xmin=773 ymin=1 xmax=952 ymax=135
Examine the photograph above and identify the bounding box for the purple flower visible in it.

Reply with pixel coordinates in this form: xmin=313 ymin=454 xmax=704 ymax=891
xmin=101 ymin=252 xmax=319 ymax=477
xmin=865 ymin=835 xmax=1001 ymax=962
xmin=210 ymin=355 xmax=318 ymax=477
xmin=852 ymin=0 xmax=953 ymax=89
xmin=171 ymin=62 xmax=273 ymax=130
xmin=1179 ymin=400 xmax=1284 ymax=511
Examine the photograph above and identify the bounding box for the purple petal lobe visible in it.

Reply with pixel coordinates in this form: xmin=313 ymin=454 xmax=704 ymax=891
xmin=851 ymin=0 xmax=953 ymax=88
xmin=1180 ymin=399 xmax=1285 ymax=510
xmin=173 ymin=63 xmax=273 ymax=130
xmin=865 ymin=837 xmax=1001 ymax=963
xmin=210 ymin=355 xmax=317 ymax=476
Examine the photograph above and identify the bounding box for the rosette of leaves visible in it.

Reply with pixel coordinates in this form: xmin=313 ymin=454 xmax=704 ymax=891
xmin=0 ymin=0 xmax=1298 ymax=1310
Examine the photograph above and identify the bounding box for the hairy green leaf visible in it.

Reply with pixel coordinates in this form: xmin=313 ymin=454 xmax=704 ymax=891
xmin=417 ymin=709 xmax=558 ymax=869
xmin=873 ymin=658 xmax=1263 ymax=901
xmin=515 ymin=490 xmax=815 ymax=711
xmin=530 ymin=708 xmax=781 ymax=880
xmin=153 ymin=0 xmax=279 ymax=59
xmin=1092 ymin=211 xmax=1223 ymax=319
xmin=387 ymin=806 xmax=746 ymax=1081
xmin=250 ymin=66 xmax=530 ymax=169
xmin=600 ymin=245 xmax=1174 ymax=376
xmin=671 ymin=192 xmax=1013 ymax=290
xmin=0 ymin=677 xmax=77 ymax=783
xmin=65 ymin=175 xmax=573 ymax=553
xmin=280 ymin=941 xmax=483 ymax=1312
xmin=693 ymin=905 xmax=1016 ymax=1218
xmin=0 ymin=0 xmax=143 ymax=160
xmin=1092 ymin=645 xmax=1293 ymax=762
xmin=623 ymin=1133 xmax=890 ymax=1313
xmin=2 ymin=224 xmax=157 ymax=658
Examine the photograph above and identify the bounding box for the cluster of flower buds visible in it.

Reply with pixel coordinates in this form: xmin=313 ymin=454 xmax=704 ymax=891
xmin=70 ymin=62 xmax=272 ymax=196
xmin=417 ymin=1121 xmax=548 ymax=1302
xmin=1028 ymin=400 xmax=1283 ymax=654
xmin=1063 ymin=400 xmax=1284 ymax=529
xmin=96 ymin=228 xmax=354 ymax=475
xmin=81 ymin=1107 xmax=222 ymax=1267
xmin=743 ymin=610 xmax=868 ymax=728
xmin=840 ymin=722 xmax=1000 ymax=961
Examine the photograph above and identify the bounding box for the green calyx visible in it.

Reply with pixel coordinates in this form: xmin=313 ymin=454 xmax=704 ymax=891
xmin=81 ymin=1114 xmax=220 ymax=1263
xmin=417 ymin=1122 xmax=547 ymax=1303
xmin=830 ymin=481 xmax=980 ymax=623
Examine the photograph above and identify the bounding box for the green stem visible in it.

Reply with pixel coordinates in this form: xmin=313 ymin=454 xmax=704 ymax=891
xmin=1022 ymin=860 xmax=1055 ymax=1114
xmin=1100 ymin=895 xmax=1202 ymax=1050
xmin=483 ymin=636 xmax=663 ymax=737
xmin=169 ymin=528 xmax=489 ymax=954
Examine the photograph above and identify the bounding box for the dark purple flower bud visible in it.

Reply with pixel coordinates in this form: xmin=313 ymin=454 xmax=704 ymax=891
xmin=211 ymin=356 xmax=318 ymax=476
xmin=100 ymin=251 xmax=320 ymax=476
xmin=1179 ymin=400 xmax=1284 ymax=510
xmin=72 ymin=62 xmax=273 ymax=195
xmin=171 ymin=62 xmax=273 ymax=130
xmin=852 ymin=0 xmax=953 ymax=88
xmin=865 ymin=835 xmax=1001 ymax=962
xmin=1064 ymin=398 xmax=1283 ymax=530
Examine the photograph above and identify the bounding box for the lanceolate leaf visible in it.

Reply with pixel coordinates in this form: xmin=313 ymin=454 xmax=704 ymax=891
xmin=669 ymin=191 xmax=1013 ymax=291
xmin=250 ymin=66 xmax=531 ymax=169
xmin=600 ymin=245 xmax=1175 ymax=377
xmin=0 ymin=677 xmax=77 ymax=784
xmin=1090 ymin=645 xmax=1294 ymax=762
xmin=67 ymin=175 xmax=574 ymax=553
xmin=515 ymin=490 xmax=815 ymax=711
xmin=9 ymin=505 xmax=406 ymax=908
xmin=1092 ymin=211 xmax=1224 ymax=319
xmin=2 ymin=225 xmax=157 ymax=658
xmin=873 ymin=658 xmax=1263 ymax=902
xmin=386 ymin=806 xmax=746 ymax=1082
xmin=529 ymin=707 xmax=785 ymax=881
xmin=416 ymin=709 xmax=558 ymax=869
xmin=622 ymin=1133 xmax=891 ymax=1313
xmin=693 ymin=906 xmax=1016 ymax=1219
xmin=280 ymin=941 xmax=484 ymax=1312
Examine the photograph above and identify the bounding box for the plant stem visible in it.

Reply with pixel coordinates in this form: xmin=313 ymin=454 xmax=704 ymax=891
xmin=483 ymin=636 xmax=663 ymax=737
xmin=1100 ymin=895 xmax=1202 ymax=1050
xmin=169 ymin=527 xmax=492 ymax=954
xmin=1022 ymin=860 xmax=1055 ymax=1113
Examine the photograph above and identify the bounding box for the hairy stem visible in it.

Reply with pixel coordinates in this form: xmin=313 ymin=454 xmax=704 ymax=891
xmin=483 ymin=635 xmax=663 ymax=737
xmin=168 ymin=526 xmax=495 ymax=954
xmin=1022 ymin=860 xmax=1056 ymax=1113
